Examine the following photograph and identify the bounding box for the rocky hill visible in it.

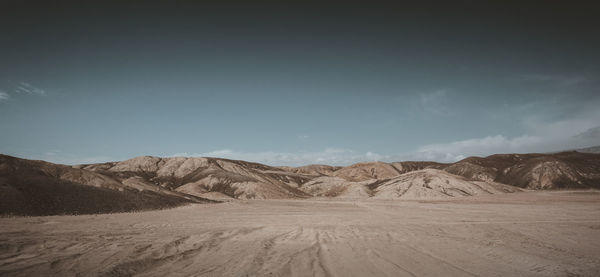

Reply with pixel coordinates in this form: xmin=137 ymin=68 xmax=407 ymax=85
xmin=77 ymin=156 xmax=312 ymax=200
xmin=444 ymin=151 xmax=600 ymax=189
xmin=2 ymin=150 xmax=599 ymax=215
xmin=297 ymin=176 xmax=378 ymax=198
xmin=0 ymin=155 xmax=213 ymax=216
xmin=327 ymin=161 xmax=445 ymax=182
xmin=296 ymin=169 xmax=520 ymax=199
xmin=372 ymin=169 xmax=521 ymax=199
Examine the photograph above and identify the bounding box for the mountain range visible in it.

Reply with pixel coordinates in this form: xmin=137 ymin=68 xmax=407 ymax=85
xmin=1 ymin=149 xmax=599 ymax=215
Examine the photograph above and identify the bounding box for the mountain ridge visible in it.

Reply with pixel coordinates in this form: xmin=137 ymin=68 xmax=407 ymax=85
xmin=2 ymin=150 xmax=599 ymax=215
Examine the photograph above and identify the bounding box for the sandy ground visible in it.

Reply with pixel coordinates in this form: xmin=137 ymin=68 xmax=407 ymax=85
xmin=1 ymin=191 xmax=600 ymax=277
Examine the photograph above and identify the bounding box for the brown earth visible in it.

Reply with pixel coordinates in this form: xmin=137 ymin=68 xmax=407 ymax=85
xmin=297 ymin=169 xmax=521 ymax=199
xmin=78 ymin=156 xmax=312 ymax=200
xmin=372 ymin=169 xmax=521 ymax=199
xmin=330 ymin=161 xmax=444 ymax=182
xmin=445 ymin=151 xmax=600 ymax=189
xmin=2 ymin=151 xmax=600 ymax=216
xmin=1 ymin=191 xmax=599 ymax=276
xmin=0 ymin=155 xmax=213 ymax=216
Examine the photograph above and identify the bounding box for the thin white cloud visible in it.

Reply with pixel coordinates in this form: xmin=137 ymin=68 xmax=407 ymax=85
xmin=40 ymin=114 xmax=600 ymax=166
xmin=411 ymin=124 xmax=600 ymax=163
xmin=15 ymin=82 xmax=46 ymax=95
xmin=297 ymin=134 xmax=310 ymax=141
xmin=0 ymin=81 xmax=47 ymax=102
xmin=517 ymin=74 xmax=587 ymax=86
xmin=420 ymin=89 xmax=447 ymax=104
xmin=0 ymin=90 xmax=9 ymax=101
xmin=409 ymin=89 xmax=600 ymax=162
xmin=419 ymin=89 xmax=454 ymax=116
xmin=170 ymin=111 xmax=600 ymax=165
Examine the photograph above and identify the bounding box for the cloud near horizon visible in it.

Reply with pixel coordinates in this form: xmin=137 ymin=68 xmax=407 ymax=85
xmin=7 ymin=101 xmax=599 ymax=166
xmin=166 ymin=124 xmax=600 ymax=166
xmin=409 ymin=120 xmax=600 ymax=163
xmin=12 ymin=125 xmax=599 ymax=167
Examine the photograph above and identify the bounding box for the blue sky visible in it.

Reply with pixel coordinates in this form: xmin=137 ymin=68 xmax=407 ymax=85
xmin=1 ymin=2 xmax=599 ymax=165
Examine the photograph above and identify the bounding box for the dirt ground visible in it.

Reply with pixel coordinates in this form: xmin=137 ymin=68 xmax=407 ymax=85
xmin=1 ymin=191 xmax=600 ymax=276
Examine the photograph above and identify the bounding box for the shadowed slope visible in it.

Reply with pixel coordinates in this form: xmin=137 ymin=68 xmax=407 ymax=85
xmin=0 ymin=155 xmax=211 ymax=216
xmin=2 ymin=150 xmax=599 ymax=216
xmin=445 ymin=152 xmax=600 ymax=189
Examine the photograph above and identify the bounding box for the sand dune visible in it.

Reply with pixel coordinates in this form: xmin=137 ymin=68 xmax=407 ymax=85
xmin=1 ymin=191 xmax=599 ymax=276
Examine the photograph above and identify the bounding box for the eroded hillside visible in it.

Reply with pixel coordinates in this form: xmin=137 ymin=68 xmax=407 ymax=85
xmin=2 ymin=150 xmax=599 ymax=215
xmin=0 ymin=155 xmax=212 ymax=216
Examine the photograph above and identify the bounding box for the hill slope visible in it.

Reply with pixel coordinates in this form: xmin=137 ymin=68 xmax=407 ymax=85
xmin=373 ymin=169 xmax=521 ymax=199
xmin=444 ymin=152 xmax=600 ymax=189
xmin=574 ymin=145 xmax=600 ymax=154
xmin=78 ymin=156 xmax=312 ymax=200
xmin=297 ymin=176 xmax=377 ymax=198
xmin=327 ymin=161 xmax=445 ymax=181
xmin=297 ymin=168 xmax=520 ymax=199
xmin=2 ymin=150 xmax=599 ymax=215
xmin=0 ymin=155 xmax=212 ymax=216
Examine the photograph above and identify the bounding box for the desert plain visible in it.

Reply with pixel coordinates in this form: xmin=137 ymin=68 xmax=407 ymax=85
xmin=1 ymin=190 xmax=599 ymax=277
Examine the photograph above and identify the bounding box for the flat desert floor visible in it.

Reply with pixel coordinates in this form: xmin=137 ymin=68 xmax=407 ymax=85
xmin=1 ymin=191 xmax=600 ymax=277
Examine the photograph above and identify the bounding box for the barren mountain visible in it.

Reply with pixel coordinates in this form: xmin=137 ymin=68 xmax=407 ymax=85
xmin=78 ymin=156 xmax=312 ymax=200
xmin=297 ymin=176 xmax=377 ymax=198
xmin=575 ymin=145 xmax=600 ymax=153
xmin=330 ymin=162 xmax=399 ymax=181
xmin=330 ymin=161 xmax=444 ymax=181
xmin=0 ymin=155 xmax=210 ymax=216
xmin=372 ymin=169 xmax=521 ymax=199
xmin=2 ymin=150 xmax=599 ymax=216
xmin=297 ymin=168 xmax=519 ymax=199
xmin=445 ymin=151 xmax=600 ymax=189
xmin=298 ymin=168 xmax=520 ymax=200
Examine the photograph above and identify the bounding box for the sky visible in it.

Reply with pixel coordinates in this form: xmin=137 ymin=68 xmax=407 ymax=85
xmin=1 ymin=1 xmax=599 ymax=166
